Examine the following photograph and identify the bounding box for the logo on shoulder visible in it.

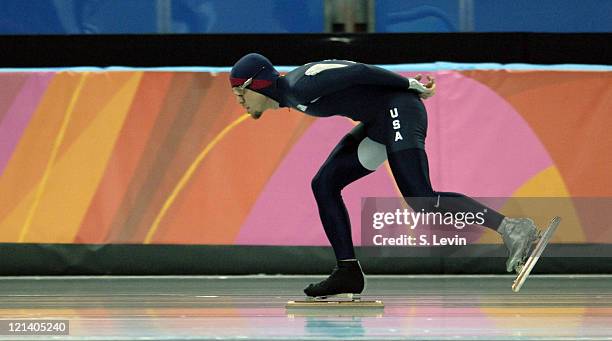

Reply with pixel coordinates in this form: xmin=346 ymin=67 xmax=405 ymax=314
xmin=305 ymin=63 xmax=349 ymax=76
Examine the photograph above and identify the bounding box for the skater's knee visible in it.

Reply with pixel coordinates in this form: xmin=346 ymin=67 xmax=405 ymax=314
xmin=404 ymin=195 xmax=439 ymax=212
xmin=311 ymin=171 xmax=324 ymax=195
xmin=400 ymin=186 xmax=435 ymax=202
xmin=311 ymin=170 xmax=340 ymax=198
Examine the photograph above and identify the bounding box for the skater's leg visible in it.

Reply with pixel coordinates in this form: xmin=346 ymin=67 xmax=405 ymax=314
xmin=306 ymin=123 xmax=387 ymax=297
xmin=312 ymin=123 xmax=384 ymax=260
xmin=387 ymin=148 xmax=539 ymax=272
xmin=386 ymin=148 xmax=505 ymax=230
xmin=368 ymin=93 xmax=505 ymax=229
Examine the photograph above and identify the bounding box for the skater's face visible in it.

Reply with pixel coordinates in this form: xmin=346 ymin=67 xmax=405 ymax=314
xmin=232 ymin=87 xmax=272 ymax=120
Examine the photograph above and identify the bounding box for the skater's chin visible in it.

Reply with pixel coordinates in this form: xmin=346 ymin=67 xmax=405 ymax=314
xmin=249 ymin=111 xmax=263 ymax=119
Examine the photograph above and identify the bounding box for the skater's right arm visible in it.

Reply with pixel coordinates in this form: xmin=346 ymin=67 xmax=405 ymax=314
xmin=413 ymin=75 xmax=436 ymax=100
xmin=295 ymin=62 xmax=431 ymax=102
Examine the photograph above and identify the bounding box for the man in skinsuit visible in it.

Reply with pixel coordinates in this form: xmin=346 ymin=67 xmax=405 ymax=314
xmin=230 ymin=53 xmax=538 ymax=298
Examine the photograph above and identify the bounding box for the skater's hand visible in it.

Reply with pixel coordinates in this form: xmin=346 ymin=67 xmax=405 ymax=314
xmin=413 ymin=74 xmax=436 ymax=100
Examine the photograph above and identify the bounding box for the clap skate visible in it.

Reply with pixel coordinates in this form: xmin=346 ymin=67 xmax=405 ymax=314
xmin=286 ymin=260 xmax=383 ymax=309
xmin=512 ymin=216 xmax=561 ymax=292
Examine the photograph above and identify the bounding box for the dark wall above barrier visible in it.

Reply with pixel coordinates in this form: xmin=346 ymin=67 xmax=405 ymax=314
xmin=0 ymin=33 xmax=610 ymax=67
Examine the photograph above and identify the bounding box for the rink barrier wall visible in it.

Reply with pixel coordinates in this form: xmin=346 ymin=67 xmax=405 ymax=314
xmin=1 ymin=244 xmax=612 ymax=275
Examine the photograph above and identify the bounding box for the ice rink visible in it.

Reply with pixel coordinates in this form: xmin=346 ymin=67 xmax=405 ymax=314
xmin=0 ymin=275 xmax=611 ymax=340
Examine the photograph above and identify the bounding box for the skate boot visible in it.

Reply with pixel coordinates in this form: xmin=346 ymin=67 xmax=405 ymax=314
xmin=498 ymin=217 xmax=539 ymax=273
xmin=303 ymin=259 xmax=365 ymax=299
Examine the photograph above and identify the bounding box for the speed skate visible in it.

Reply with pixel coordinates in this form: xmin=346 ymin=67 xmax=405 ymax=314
xmin=286 ymin=293 xmax=384 ymax=309
xmin=512 ymin=216 xmax=561 ymax=292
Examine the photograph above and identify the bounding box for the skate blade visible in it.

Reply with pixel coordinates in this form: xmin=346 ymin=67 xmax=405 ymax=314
xmin=309 ymin=293 xmax=361 ymax=301
xmin=512 ymin=216 xmax=561 ymax=292
xmin=287 ymin=294 xmax=383 ymax=308
xmin=286 ymin=299 xmax=384 ymax=309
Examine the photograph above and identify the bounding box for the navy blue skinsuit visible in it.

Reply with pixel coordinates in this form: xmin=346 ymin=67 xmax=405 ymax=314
xmin=273 ymin=61 xmax=505 ymax=260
